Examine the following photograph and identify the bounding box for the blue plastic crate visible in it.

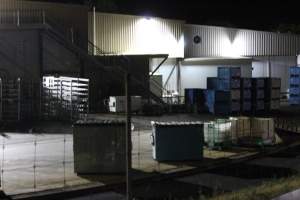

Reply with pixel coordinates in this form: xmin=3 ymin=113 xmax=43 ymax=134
xmin=290 ymin=67 xmax=300 ymax=76
xmin=204 ymin=90 xmax=231 ymax=104
xmin=241 ymin=78 xmax=252 ymax=88
xmin=290 ymin=77 xmax=300 ymax=85
xmin=290 ymin=87 xmax=300 ymax=95
xmin=252 ymin=78 xmax=265 ymax=88
xmin=218 ymin=67 xmax=241 ymax=78
xmin=184 ymin=89 xmax=206 ymax=105
xmin=207 ymin=78 xmax=219 ymax=90
xmin=242 ymin=89 xmax=252 ymax=99
xmin=213 ymin=102 xmax=240 ymax=115
xmin=289 ymin=96 xmax=300 ymax=105
xmin=207 ymin=78 xmax=240 ymax=90
xmin=242 ymin=101 xmax=252 ymax=112
xmin=253 ymin=89 xmax=265 ymax=99
xmin=255 ymin=100 xmax=265 ymax=111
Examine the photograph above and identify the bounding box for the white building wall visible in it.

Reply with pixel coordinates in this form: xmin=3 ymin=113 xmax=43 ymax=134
xmin=252 ymin=56 xmax=297 ymax=93
xmin=150 ymin=58 xmax=178 ymax=93
xmin=180 ymin=59 xmax=252 ymax=95
xmin=90 ymin=12 xmax=185 ymax=58
xmin=185 ymin=24 xmax=300 ymax=58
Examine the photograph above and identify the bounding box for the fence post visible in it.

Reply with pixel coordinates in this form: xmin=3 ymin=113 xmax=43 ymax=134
xmin=125 ymin=73 xmax=132 ymax=200
xmin=17 ymin=10 xmax=20 ymax=26
xmin=42 ymin=10 xmax=46 ymax=25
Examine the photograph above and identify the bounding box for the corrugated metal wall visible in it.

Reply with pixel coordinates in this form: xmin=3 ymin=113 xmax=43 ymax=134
xmin=89 ymin=12 xmax=185 ymax=58
xmin=185 ymin=24 xmax=300 ymax=58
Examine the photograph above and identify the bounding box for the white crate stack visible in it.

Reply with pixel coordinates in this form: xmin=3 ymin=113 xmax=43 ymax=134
xmin=43 ymin=76 xmax=89 ymax=121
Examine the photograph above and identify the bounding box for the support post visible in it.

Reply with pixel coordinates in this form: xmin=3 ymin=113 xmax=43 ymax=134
xmin=38 ymin=30 xmax=44 ymax=120
xmin=125 ymin=73 xmax=132 ymax=200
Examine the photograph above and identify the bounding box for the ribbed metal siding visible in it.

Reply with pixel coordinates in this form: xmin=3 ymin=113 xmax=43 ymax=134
xmin=89 ymin=12 xmax=185 ymax=57
xmin=185 ymin=24 xmax=300 ymax=58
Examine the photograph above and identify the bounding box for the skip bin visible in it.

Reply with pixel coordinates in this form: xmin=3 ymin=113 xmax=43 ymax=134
xmin=73 ymin=120 xmax=126 ymax=174
xmin=151 ymin=121 xmax=204 ymax=161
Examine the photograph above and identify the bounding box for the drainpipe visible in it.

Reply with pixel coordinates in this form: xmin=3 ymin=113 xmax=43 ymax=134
xmin=176 ymin=58 xmax=182 ymax=99
xmin=268 ymin=56 xmax=272 ymax=77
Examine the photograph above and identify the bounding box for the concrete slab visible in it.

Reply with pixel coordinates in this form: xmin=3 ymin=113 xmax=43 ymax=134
xmin=0 ymin=124 xmax=256 ymax=195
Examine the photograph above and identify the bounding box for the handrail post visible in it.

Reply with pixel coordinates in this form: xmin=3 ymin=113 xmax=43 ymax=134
xmin=42 ymin=10 xmax=46 ymax=25
xmin=17 ymin=10 xmax=20 ymax=26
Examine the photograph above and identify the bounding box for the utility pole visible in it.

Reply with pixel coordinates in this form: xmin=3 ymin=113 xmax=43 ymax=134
xmin=125 ymin=73 xmax=132 ymax=200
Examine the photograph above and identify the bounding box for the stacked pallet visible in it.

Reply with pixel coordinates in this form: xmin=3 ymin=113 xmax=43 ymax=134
xmin=206 ymin=67 xmax=241 ymax=115
xmin=184 ymin=89 xmax=207 ymax=113
xmin=289 ymin=67 xmax=300 ymax=105
xmin=265 ymin=78 xmax=281 ymax=111
xmin=252 ymin=78 xmax=265 ymax=112
xmin=43 ymin=76 xmax=89 ymax=121
xmin=204 ymin=90 xmax=240 ymax=115
xmin=241 ymin=78 xmax=252 ymax=113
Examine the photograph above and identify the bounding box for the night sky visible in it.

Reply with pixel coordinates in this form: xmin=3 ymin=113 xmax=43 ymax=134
xmin=31 ymin=0 xmax=300 ymax=32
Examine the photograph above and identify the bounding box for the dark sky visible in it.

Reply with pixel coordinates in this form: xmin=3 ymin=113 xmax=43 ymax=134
xmin=33 ymin=0 xmax=300 ymax=32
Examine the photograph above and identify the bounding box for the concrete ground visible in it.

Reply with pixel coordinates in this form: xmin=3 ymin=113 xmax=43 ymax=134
xmin=1 ymin=112 xmax=297 ymax=197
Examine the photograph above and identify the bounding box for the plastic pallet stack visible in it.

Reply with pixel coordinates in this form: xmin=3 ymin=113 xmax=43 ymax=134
xmin=43 ymin=76 xmax=89 ymax=121
xmin=252 ymin=78 xmax=265 ymax=112
xmin=205 ymin=90 xmax=240 ymax=115
xmin=265 ymin=78 xmax=281 ymax=111
xmin=241 ymin=78 xmax=252 ymax=112
xmin=184 ymin=88 xmax=207 ymax=113
xmin=206 ymin=67 xmax=241 ymax=115
xmin=289 ymin=67 xmax=300 ymax=105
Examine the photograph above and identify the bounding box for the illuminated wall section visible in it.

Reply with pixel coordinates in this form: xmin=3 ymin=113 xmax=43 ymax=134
xmin=89 ymin=12 xmax=185 ymax=58
xmin=185 ymin=24 xmax=300 ymax=58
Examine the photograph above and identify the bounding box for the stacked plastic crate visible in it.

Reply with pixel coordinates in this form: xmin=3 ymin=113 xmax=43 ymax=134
xmin=252 ymin=78 xmax=265 ymax=112
xmin=184 ymin=88 xmax=207 ymax=113
xmin=206 ymin=67 xmax=241 ymax=115
xmin=43 ymin=76 xmax=89 ymax=121
xmin=265 ymin=78 xmax=281 ymax=111
xmin=289 ymin=67 xmax=300 ymax=105
xmin=241 ymin=78 xmax=252 ymax=113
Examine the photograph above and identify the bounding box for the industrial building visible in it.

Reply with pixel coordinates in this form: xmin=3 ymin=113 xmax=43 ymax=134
xmin=1 ymin=1 xmax=300 ymax=199
xmin=0 ymin=1 xmax=299 ymax=119
xmin=0 ymin=0 xmax=300 ymax=121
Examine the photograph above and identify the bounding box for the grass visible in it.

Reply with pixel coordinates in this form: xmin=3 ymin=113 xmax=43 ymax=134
xmin=206 ymin=174 xmax=300 ymax=200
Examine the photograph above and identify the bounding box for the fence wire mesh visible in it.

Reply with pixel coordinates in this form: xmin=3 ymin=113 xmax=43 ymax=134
xmin=0 ymin=116 xmax=298 ymax=195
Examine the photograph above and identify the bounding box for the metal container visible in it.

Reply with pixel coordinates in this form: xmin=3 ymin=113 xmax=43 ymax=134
xmin=204 ymin=119 xmax=232 ymax=147
xmin=73 ymin=120 xmax=126 ymax=174
xmin=151 ymin=121 xmax=204 ymax=161
xmin=108 ymin=96 xmax=142 ymax=113
xmin=229 ymin=116 xmax=251 ymax=141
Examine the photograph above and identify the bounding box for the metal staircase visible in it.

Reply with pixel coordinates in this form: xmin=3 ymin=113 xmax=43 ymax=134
xmin=43 ymin=17 xmax=168 ymax=106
